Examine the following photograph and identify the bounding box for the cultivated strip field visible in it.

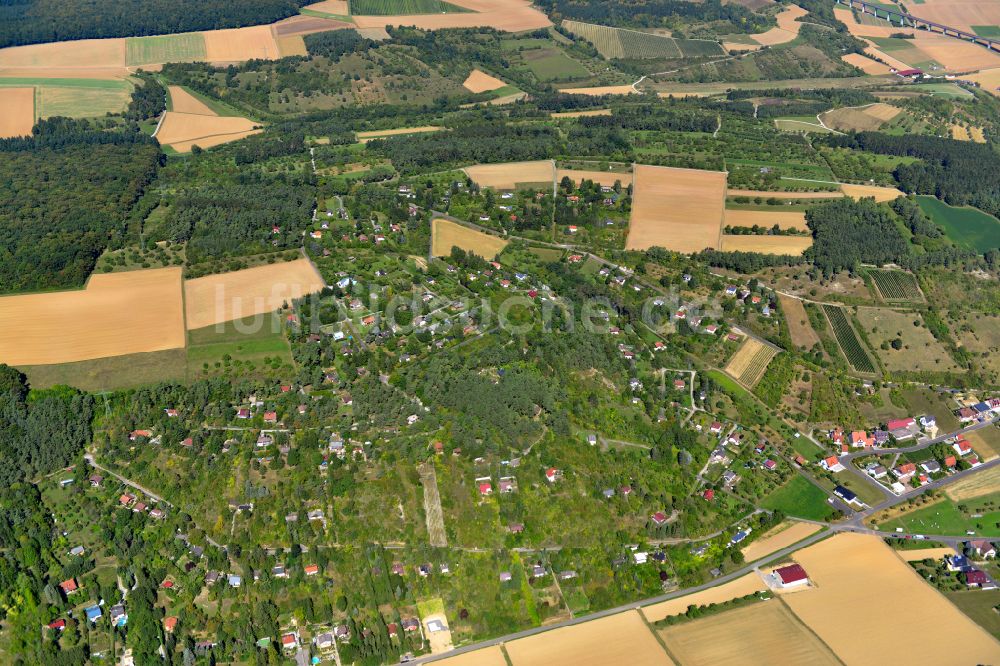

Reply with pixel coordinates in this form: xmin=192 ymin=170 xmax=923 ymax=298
xmin=356 ymin=126 xmax=441 ymax=142
xmin=558 ymin=84 xmax=637 ymax=96
xmin=642 ymin=572 xmax=767 ymax=622
xmin=419 ymin=463 xmax=448 ymax=547
xmin=840 ymin=182 xmax=904 ymax=202
xmin=823 ymin=304 xmax=877 ymax=374
xmin=626 ymin=164 xmax=727 ymax=253
xmin=751 ymin=3 xmax=807 ymax=46
xmin=556 ymin=168 xmax=631 ymax=188
xmin=740 ymin=521 xmax=822 ymax=562
xmin=126 ymin=33 xmax=206 ymax=67
xmin=784 ymin=533 xmax=1000 ymax=664
xmin=724 ymin=337 xmax=778 ymax=387
xmin=431 ymin=218 xmax=509 ymax=259
xmin=866 ymin=268 xmax=922 ymax=302
xmin=728 ymin=189 xmax=840 ymax=199
xmin=168 ymin=86 xmax=216 ymax=115
xmin=0 ymin=87 xmax=34 ymax=137
xmin=841 ymin=52 xmax=892 ymax=75
xmin=155 ymin=111 xmax=261 ymax=153
xmin=464 ymin=160 xmax=554 ymax=189
xmin=462 ymin=69 xmax=506 ymax=93
xmin=820 ymin=103 xmax=901 ymax=132
xmin=550 ymin=109 xmax=611 ymax=118
xmin=184 ymin=258 xmax=325 ymax=330
xmin=505 ymin=610 xmax=671 ymax=666
xmin=659 ymin=599 xmax=841 ymax=666
xmin=352 ymin=0 xmax=550 ymax=31
xmin=945 ymin=464 xmax=1000 ymax=501
xmin=725 ymin=209 xmax=807 ymax=232
xmin=778 ymin=293 xmax=820 ymax=350
xmin=719 ymin=235 xmax=812 ymax=255
xmin=0 ymin=267 xmax=185 ymax=365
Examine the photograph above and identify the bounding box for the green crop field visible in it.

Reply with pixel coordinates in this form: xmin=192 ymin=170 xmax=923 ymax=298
xmin=348 ymin=0 xmax=470 ymax=14
xmin=126 ymin=33 xmax=207 ymax=66
xmin=676 ymin=38 xmax=724 ymax=57
xmin=522 ymin=49 xmax=589 ymax=81
xmin=879 ymin=492 xmax=1000 ymax=537
xmin=916 ymin=195 xmax=1000 ymax=252
xmin=561 ymin=20 xmax=721 ymax=61
xmin=973 ymin=26 xmax=1000 ymax=39
xmin=867 ymin=268 xmax=922 ymax=302
xmin=760 ymin=476 xmax=834 ymax=520
xmin=0 ymin=77 xmax=132 ymax=119
xmin=618 ymin=30 xmax=682 ymax=59
xmin=823 ymin=304 xmax=877 ymax=374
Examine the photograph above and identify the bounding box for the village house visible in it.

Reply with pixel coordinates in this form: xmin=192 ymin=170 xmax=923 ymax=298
xmin=820 ymin=455 xmax=845 ymax=473
xmin=651 ymin=511 xmax=669 ymax=526
xmin=969 ymin=540 xmax=997 ymax=560
xmin=545 ymin=468 xmax=562 ymax=483
xmin=893 ymin=462 xmax=917 ymax=481
xmin=834 ymin=485 xmax=860 ymax=506
xmin=954 ymin=438 xmax=973 ymax=456
xmin=963 ymin=569 xmax=994 ymax=589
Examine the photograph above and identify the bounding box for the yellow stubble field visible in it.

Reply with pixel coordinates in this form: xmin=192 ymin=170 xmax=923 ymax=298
xmin=0 ymin=267 xmax=185 ymax=365
xmin=168 ymin=86 xmax=216 ymax=115
xmin=740 ymin=521 xmax=822 ymax=562
xmin=462 ymin=69 xmax=506 ymax=93
xmin=353 ymin=0 xmax=550 ymax=31
xmin=720 ymin=234 xmax=812 ymax=255
xmin=841 ymin=52 xmax=892 ymax=75
xmin=945 ymin=459 xmax=1000 ymax=500
xmin=556 ymin=168 xmax=632 ymax=188
xmin=783 ymin=533 xmax=1000 ymax=664
xmin=752 ymin=3 xmax=807 ymax=46
xmin=550 ymin=109 xmax=611 ymax=118
xmin=464 ymin=160 xmax=554 ymax=189
xmin=0 ymin=87 xmax=34 ymax=138
xmin=558 ymin=84 xmax=637 ymax=96
xmin=155 ymin=111 xmax=261 ymax=153
xmin=430 ymin=646 xmax=508 ymax=666
xmin=626 ymin=164 xmax=727 ymax=253
xmin=431 ymin=219 xmax=509 ymax=259
xmin=840 ymin=183 xmax=904 ymax=202
xmin=184 ymin=258 xmax=325 ymax=330
xmin=725 ymin=209 xmax=807 ymax=231
xmin=505 ymin=610 xmax=671 ymax=666
xmin=203 ymin=26 xmax=280 ymax=63
xmin=642 ymin=572 xmax=767 ymax=622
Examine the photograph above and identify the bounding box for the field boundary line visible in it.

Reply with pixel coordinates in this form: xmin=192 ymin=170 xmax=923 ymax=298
xmin=775 ymin=595 xmax=848 ymax=666
xmin=639 ymin=611 xmax=683 ymax=665
xmin=151 ymin=110 xmax=166 ymax=137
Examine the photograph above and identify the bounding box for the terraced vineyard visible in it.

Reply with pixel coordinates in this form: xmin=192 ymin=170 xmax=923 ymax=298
xmin=867 ymin=268 xmax=922 ymax=302
xmin=823 ymin=305 xmax=877 ymax=374
xmin=562 ymin=20 xmax=722 ymax=60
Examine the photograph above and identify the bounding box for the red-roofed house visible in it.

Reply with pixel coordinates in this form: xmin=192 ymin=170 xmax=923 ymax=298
xmin=478 ymin=481 xmax=492 ymax=496
xmin=887 ymin=417 xmax=915 ymax=431
xmin=710 ymin=422 xmax=723 ymax=434
xmin=703 ymin=489 xmax=714 ymax=501
xmin=821 ymin=456 xmax=845 ymax=473
xmin=263 ymin=411 xmax=278 ymax=424
xmin=954 ymin=439 xmax=973 ymax=456
xmin=163 ymin=616 xmax=178 ymax=633
xmin=944 ymin=455 xmax=957 ymax=469
xmin=59 ymin=578 xmax=78 ymax=595
xmin=129 ymin=429 xmax=152 ymax=441
xmin=304 ymin=564 xmax=320 ymax=576
xmin=545 ymin=468 xmax=561 ymax=483
xmin=894 ymin=462 xmax=917 ymax=480
xmin=963 ymin=569 xmax=992 ymax=588
xmin=850 ymin=431 xmax=874 ymax=448
xmin=651 ymin=511 xmax=668 ymax=526
xmin=48 ymin=619 xmax=66 ymax=631
xmin=774 ymin=564 xmax=809 ymax=588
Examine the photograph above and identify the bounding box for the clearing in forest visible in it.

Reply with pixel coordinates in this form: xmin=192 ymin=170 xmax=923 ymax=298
xmin=0 ymin=267 xmax=185 ymax=366
xmin=724 ymin=337 xmax=778 ymax=387
xmin=778 ymin=294 xmax=819 ymax=351
xmin=431 ymin=218 xmax=509 ymax=259
xmin=719 ymin=235 xmax=812 ymax=255
xmin=183 ymin=258 xmax=325 ymax=330
xmin=819 ymin=103 xmax=901 ymax=132
xmin=784 ymin=533 xmax=1000 ymax=664
xmin=462 ymin=69 xmax=506 ymax=93
xmin=155 ymin=111 xmax=260 ymax=153
xmin=419 ymin=463 xmax=448 ymax=547
xmin=0 ymin=87 xmax=34 ymax=137
xmin=658 ymin=597 xmax=841 ymax=666
xmin=506 ymin=610 xmax=670 ymax=666
xmin=626 ymin=164 xmax=727 ymax=253
xmin=463 ymin=160 xmax=554 ymax=189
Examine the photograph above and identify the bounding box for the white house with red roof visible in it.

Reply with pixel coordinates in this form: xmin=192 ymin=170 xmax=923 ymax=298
xmin=773 ymin=564 xmax=809 ymax=589
xmin=954 ymin=438 xmax=973 ymax=456
xmin=545 ymin=468 xmax=562 ymax=483
xmin=820 ymin=455 xmax=845 ymax=473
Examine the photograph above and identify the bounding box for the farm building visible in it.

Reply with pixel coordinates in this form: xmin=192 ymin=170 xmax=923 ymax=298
xmin=773 ymin=564 xmax=810 ymax=589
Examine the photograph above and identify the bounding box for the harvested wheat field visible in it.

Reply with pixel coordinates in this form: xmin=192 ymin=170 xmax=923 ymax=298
xmin=556 ymin=168 xmax=631 ymax=188
xmin=431 ymin=218 xmax=509 ymax=259
xmin=841 ymin=52 xmax=892 ymax=75
xmin=729 ymin=189 xmax=841 ymax=199
xmin=840 ymin=182 xmax=903 ymax=202
xmin=168 ymin=86 xmax=215 ymax=115
xmin=642 ymin=572 xmax=767 ymax=622
xmin=353 ymin=0 xmax=550 ymax=31
xmin=0 ymin=267 xmax=185 ymax=365
xmin=752 ymin=3 xmax=807 ymax=46
xmin=155 ymin=111 xmax=261 ymax=152
xmin=741 ymin=521 xmax=823 ymax=562
xmin=204 ymin=26 xmax=280 ymax=63
xmin=0 ymin=38 xmax=126 ymax=70
xmin=480 ymin=92 xmax=526 ymax=106
xmin=0 ymin=87 xmax=34 ymax=138
xmin=356 ymin=126 xmax=441 ymax=142
xmin=779 ymin=293 xmax=820 ymax=350
xmin=626 ymin=164 xmax=727 ymax=253
xmin=968 ymin=67 xmax=1000 ymax=98
xmin=820 ymin=103 xmax=900 ymax=132
xmin=550 ymin=108 xmax=611 ymax=118
xmin=276 ymin=35 xmax=308 ymax=57
xmin=464 ymin=160 xmax=554 ymax=189
xmin=726 ymin=209 xmax=807 ymax=232
xmin=431 ymin=646 xmax=508 ymax=666
xmin=945 ymin=463 xmax=1000 ymax=501
xmin=951 ymin=123 xmax=986 ymax=142
xmin=302 ymin=0 xmax=349 ymax=14
xmin=724 ymin=337 xmax=778 ymax=387
xmin=910 ymin=33 xmax=1000 ymax=71
xmin=184 ymin=258 xmax=325 ymax=330
xmin=659 ymin=599 xmax=840 ymax=666
xmin=909 ymin=0 xmax=1000 ymax=34
xmin=558 ymin=84 xmax=636 ymax=96
xmin=723 ymin=41 xmax=762 ymax=52
xmin=785 ymin=533 xmax=1000 ymax=664
xmin=463 ymin=69 xmax=506 ymax=93
xmin=506 ymin=610 xmax=671 ymax=666
xmin=720 ymin=235 xmax=812 ymax=255
xmin=899 ymin=546 xmax=957 ymax=562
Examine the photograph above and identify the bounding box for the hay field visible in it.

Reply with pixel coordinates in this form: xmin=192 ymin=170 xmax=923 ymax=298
xmin=820 ymin=103 xmax=900 ymax=132
xmin=910 ymin=0 xmax=1000 ymax=34
xmin=784 ymin=533 xmax=1000 ymax=664
xmin=856 ymin=307 xmax=961 ymax=373
xmin=464 ymin=160 xmax=554 ymax=189
xmin=752 ymin=3 xmax=807 ymax=46
xmin=155 ymin=111 xmax=260 ymax=153
xmin=204 ymin=26 xmax=280 ymax=63
xmin=945 ymin=464 xmax=1000 ymax=501
xmin=168 ymin=86 xmax=216 ymax=115
xmin=724 ymin=337 xmax=778 ymax=387
xmin=352 ymin=0 xmax=550 ymax=31
xmin=35 ymin=83 xmax=131 ymax=118
xmin=556 ymin=168 xmax=631 ymax=188
xmin=550 ymin=109 xmax=611 ymax=118
xmin=741 ymin=521 xmax=822 ymax=562
xmin=725 ymin=209 xmax=807 ymax=231
xmin=0 ymin=87 xmax=34 ymax=137
xmin=720 ymin=235 xmax=812 ymax=255
xmin=276 ymin=36 xmax=309 ymax=57
xmin=184 ymin=258 xmax=325 ymax=330
xmin=431 ymin=218 xmax=509 ymax=259
xmin=356 ymin=126 xmax=441 ymax=142
xmin=125 ymin=33 xmax=206 ymax=67
xmin=642 ymin=573 xmax=767 ymax=622
xmin=463 ymin=69 xmax=506 ymax=93
xmin=558 ymin=85 xmax=637 ymax=95
xmin=899 ymin=546 xmax=957 ymax=562
xmin=659 ymin=599 xmax=841 ymax=666
xmin=0 ymin=38 xmax=126 ymax=70
xmin=505 ymin=610 xmax=671 ymax=666
xmin=951 ymin=123 xmax=986 ymax=143
xmin=841 ymin=52 xmax=891 ymax=75
xmin=431 ymin=646 xmax=508 ymax=666
xmin=963 ymin=428 xmax=1000 ymax=461
xmin=626 ymin=164 xmax=727 ymax=253
xmin=779 ymin=293 xmax=820 ymax=350
xmin=302 ymin=0 xmax=350 ymax=14
xmin=840 ymin=183 xmax=903 ymax=202
xmin=0 ymin=267 xmax=185 ymax=365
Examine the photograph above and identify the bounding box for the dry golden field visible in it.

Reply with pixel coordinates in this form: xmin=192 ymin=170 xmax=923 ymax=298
xmin=642 ymin=572 xmax=767 ymax=622
xmin=0 ymin=38 xmax=126 ymax=70
xmin=505 ymin=610 xmax=671 ymax=666
xmin=841 ymin=52 xmax=892 ymax=75
xmin=951 ymin=123 xmax=986 ymax=143
xmin=839 ymin=183 xmax=904 ymax=202
xmin=945 ymin=464 xmax=1000 ymax=500
xmin=820 ymin=103 xmax=901 ymax=132
xmin=728 ymin=189 xmax=840 ymax=199
xmin=741 ymin=521 xmax=822 ymax=562
xmin=431 ymin=219 xmax=509 ymax=259
xmin=908 ymin=0 xmax=1000 ymax=34
xmin=184 ymin=258 xmax=325 ymax=330
xmin=155 ymin=111 xmax=261 ymax=152
xmin=784 ymin=533 xmax=1000 ymax=664
xmin=0 ymin=87 xmax=34 ymax=138
xmin=659 ymin=599 xmax=841 ymax=666
xmin=724 ymin=337 xmax=778 ymax=387
xmin=203 ymin=26 xmax=280 ymax=63
xmin=463 ymin=160 xmax=554 ymax=189
xmin=720 ymin=235 xmax=812 ymax=255
xmin=431 ymin=646 xmax=508 ymax=666
xmin=353 ymin=0 xmax=550 ymax=31
xmin=968 ymin=67 xmax=1000 ymax=98
xmin=0 ymin=267 xmax=185 ymax=365
xmin=550 ymin=109 xmax=611 ymax=118
xmin=752 ymin=3 xmax=807 ymax=46
xmin=626 ymin=164 xmax=727 ymax=253
xmin=779 ymin=293 xmax=820 ymax=350
xmin=898 ymin=547 xmax=957 ymax=562
xmin=558 ymin=85 xmax=637 ymax=96
xmin=556 ymin=168 xmax=631 ymax=188
xmin=276 ymin=35 xmax=308 ymax=57
xmin=462 ymin=69 xmax=506 ymax=93
xmin=301 ymin=0 xmax=349 ymax=14
xmin=168 ymin=86 xmax=215 ymax=115
xmin=962 ymin=428 xmax=1000 ymax=461
xmin=725 ymin=209 xmax=807 ymax=231
xmin=356 ymin=126 xmax=441 ymax=142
